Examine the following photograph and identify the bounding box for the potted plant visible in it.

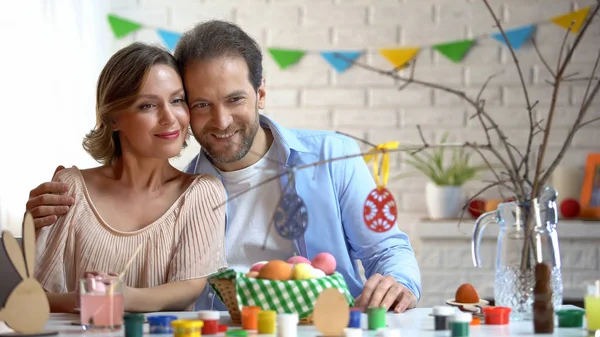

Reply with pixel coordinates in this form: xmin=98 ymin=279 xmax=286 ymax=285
xmin=398 ymin=132 xmax=488 ymax=219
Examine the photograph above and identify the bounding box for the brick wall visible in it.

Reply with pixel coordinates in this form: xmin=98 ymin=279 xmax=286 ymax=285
xmin=110 ymin=0 xmax=600 ymax=305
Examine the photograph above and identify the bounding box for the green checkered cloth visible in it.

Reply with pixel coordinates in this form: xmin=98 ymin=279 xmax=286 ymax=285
xmin=208 ymin=269 xmax=355 ymax=319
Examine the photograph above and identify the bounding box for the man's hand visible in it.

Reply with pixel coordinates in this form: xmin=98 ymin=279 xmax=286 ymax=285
xmin=25 ymin=165 xmax=74 ymax=229
xmin=354 ymin=273 xmax=417 ymax=313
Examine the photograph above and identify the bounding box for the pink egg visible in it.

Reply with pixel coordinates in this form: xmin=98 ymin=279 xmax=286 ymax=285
xmin=287 ymin=256 xmax=311 ymax=265
xmin=250 ymin=261 xmax=268 ymax=273
xmin=311 ymin=252 xmax=336 ymax=275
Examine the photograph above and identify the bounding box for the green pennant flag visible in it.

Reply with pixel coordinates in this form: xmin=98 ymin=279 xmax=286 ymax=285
xmin=107 ymin=14 xmax=142 ymax=38
xmin=268 ymin=48 xmax=306 ymax=69
xmin=433 ymin=39 xmax=474 ymax=63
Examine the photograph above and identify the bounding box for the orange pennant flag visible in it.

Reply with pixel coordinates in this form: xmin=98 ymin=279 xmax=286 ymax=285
xmin=379 ymin=48 xmax=420 ymax=69
xmin=550 ymin=7 xmax=591 ymax=34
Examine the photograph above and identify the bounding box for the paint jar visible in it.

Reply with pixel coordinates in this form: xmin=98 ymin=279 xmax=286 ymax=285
xmin=197 ymin=311 xmax=220 ymax=335
xmin=432 ymin=306 xmax=454 ymax=330
xmin=258 ymin=310 xmax=276 ymax=334
xmin=555 ymin=309 xmax=585 ymax=328
xmin=344 ymin=327 xmax=363 ymax=337
xmin=276 ymin=313 xmax=298 ymax=337
xmin=367 ymin=307 xmax=386 ymax=330
xmin=123 ymin=313 xmax=144 ymax=337
xmin=147 ymin=315 xmax=177 ymax=333
xmin=482 ymin=306 xmax=511 ymax=325
xmin=450 ymin=312 xmax=472 ymax=337
xmin=241 ymin=306 xmax=261 ymax=330
xmin=172 ymin=320 xmax=204 ymax=337
xmin=226 ymin=330 xmax=249 ymax=337
xmin=348 ymin=309 xmax=361 ymax=328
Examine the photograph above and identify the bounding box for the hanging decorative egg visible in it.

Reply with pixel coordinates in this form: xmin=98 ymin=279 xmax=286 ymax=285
xmin=363 ymin=187 xmax=397 ymax=232
xmin=274 ymin=192 xmax=309 ymax=240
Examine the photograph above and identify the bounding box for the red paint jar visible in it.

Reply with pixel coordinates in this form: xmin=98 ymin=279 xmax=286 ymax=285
xmin=482 ymin=306 xmax=511 ymax=325
xmin=197 ymin=311 xmax=221 ymax=334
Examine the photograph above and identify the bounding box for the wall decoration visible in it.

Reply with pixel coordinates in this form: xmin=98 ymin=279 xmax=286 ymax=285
xmin=580 ymin=153 xmax=600 ymax=219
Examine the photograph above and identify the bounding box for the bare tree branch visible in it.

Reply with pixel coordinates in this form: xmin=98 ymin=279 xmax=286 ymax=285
xmin=531 ymin=37 xmax=555 ymax=78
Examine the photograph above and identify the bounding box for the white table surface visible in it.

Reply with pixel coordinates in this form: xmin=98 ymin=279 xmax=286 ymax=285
xmin=1 ymin=305 xmax=595 ymax=337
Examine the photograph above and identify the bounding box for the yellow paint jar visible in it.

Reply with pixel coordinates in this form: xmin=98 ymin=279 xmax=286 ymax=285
xmin=258 ymin=310 xmax=276 ymax=334
xmin=172 ymin=319 xmax=204 ymax=337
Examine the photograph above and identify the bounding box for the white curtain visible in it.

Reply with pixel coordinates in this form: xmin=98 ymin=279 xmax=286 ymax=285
xmin=0 ymin=0 xmax=111 ymax=235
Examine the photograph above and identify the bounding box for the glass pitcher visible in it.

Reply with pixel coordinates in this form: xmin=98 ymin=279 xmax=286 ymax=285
xmin=471 ymin=188 xmax=563 ymax=321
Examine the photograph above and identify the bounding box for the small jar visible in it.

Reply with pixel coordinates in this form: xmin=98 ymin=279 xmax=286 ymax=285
xmin=431 ymin=306 xmax=454 ymax=330
xmin=258 ymin=310 xmax=276 ymax=334
xmin=450 ymin=312 xmax=472 ymax=337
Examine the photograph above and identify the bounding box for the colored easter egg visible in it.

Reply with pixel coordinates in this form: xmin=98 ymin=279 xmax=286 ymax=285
xmin=484 ymin=199 xmax=503 ymax=213
xmin=560 ymin=198 xmax=581 ymax=218
xmin=467 ymin=199 xmax=486 ymax=218
xmin=311 ymin=252 xmax=337 ymax=275
xmin=250 ymin=261 xmax=268 ymax=273
xmin=288 ymin=256 xmax=311 ymax=265
xmin=291 ymin=263 xmax=315 ymax=280
xmin=363 ymin=187 xmax=397 ymax=233
xmin=274 ymin=193 xmax=308 ymax=240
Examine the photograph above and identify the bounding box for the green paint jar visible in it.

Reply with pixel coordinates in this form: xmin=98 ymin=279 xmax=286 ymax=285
xmin=367 ymin=307 xmax=386 ymax=330
xmin=123 ymin=313 xmax=144 ymax=337
xmin=555 ymin=309 xmax=585 ymax=328
xmin=450 ymin=312 xmax=472 ymax=337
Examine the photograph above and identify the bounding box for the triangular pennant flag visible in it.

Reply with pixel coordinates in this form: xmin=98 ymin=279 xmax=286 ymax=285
xmin=550 ymin=7 xmax=590 ymax=34
xmin=491 ymin=25 xmax=535 ymax=50
xmin=268 ymin=48 xmax=306 ymax=69
xmin=107 ymin=14 xmax=142 ymax=38
xmin=432 ymin=40 xmax=475 ymax=63
xmin=157 ymin=29 xmax=181 ymax=51
xmin=320 ymin=51 xmax=362 ymax=73
xmin=378 ymin=48 xmax=420 ymax=69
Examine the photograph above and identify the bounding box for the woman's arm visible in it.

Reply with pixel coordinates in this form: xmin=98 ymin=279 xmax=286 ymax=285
xmin=125 ymin=278 xmax=207 ymax=312
xmin=46 ymin=292 xmax=78 ymax=313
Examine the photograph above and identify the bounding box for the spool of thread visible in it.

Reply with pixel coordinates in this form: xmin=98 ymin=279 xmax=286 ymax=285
xmin=258 ymin=310 xmax=276 ymax=334
xmin=147 ymin=315 xmax=177 ymax=334
xmin=241 ymin=306 xmax=261 ymax=330
xmin=348 ymin=309 xmax=361 ymax=328
xmin=450 ymin=312 xmax=472 ymax=337
xmin=197 ymin=311 xmax=220 ymax=335
xmin=367 ymin=307 xmax=386 ymax=330
xmin=432 ymin=306 xmax=454 ymax=330
xmin=276 ymin=313 xmax=298 ymax=337
xmin=123 ymin=313 xmax=144 ymax=337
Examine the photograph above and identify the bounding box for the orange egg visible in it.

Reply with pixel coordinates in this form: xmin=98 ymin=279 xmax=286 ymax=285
xmin=455 ymin=283 xmax=480 ymax=304
xmin=484 ymin=199 xmax=503 ymax=213
xmin=257 ymin=260 xmax=292 ymax=281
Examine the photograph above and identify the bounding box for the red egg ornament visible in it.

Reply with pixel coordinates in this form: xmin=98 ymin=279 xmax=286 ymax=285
xmin=560 ymin=199 xmax=581 ymax=218
xmin=468 ymin=199 xmax=486 ymax=218
xmin=363 ymin=187 xmax=397 ymax=232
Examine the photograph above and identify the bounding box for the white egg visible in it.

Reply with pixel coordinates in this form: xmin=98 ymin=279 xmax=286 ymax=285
xmin=312 ymin=268 xmax=326 ymax=278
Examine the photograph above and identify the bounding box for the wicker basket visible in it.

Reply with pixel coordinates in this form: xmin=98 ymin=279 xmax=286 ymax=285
xmin=209 ymin=277 xmax=314 ymax=325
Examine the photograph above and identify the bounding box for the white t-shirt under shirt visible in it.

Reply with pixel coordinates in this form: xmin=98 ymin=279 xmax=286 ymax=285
xmin=216 ymin=143 xmax=295 ymax=273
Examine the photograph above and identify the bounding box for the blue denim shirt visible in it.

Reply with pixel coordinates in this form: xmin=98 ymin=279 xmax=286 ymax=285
xmin=186 ymin=115 xmax=421 ymax=310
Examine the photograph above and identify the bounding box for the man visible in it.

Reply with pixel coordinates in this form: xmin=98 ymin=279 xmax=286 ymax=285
xmin=26 ymin=20 xmax=421 ymax=313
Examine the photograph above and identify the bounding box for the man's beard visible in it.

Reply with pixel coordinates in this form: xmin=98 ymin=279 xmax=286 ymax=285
xmin=199 ymin=112 xmax=260 ymax=165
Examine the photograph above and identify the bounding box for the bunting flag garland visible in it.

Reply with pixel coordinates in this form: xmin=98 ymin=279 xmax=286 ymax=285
xmin=268 ymin=48 xmax=306 ymax=69
xmin=432 ymin=39 xmax=475 ymax=63
xmin=156 ymin=29 xmax=182 ymax=51
xmin=106 ymin=6 xmax=594 ymax=73
xmin=379 ymin=48 xmax=420 ymax=69
xmin=320 ymin=51 xmax=362 ymax=73
xmin=107 ymin=14 xmax=142 ymax=38
xmin=550 ymin=7 xmax=591 ymax=34
xmin=491 ymin=25 xmax=535 ymax=50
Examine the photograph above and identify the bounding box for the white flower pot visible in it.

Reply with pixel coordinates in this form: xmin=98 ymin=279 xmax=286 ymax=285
xmin=425 ymin=182 xmax=463 ymax=219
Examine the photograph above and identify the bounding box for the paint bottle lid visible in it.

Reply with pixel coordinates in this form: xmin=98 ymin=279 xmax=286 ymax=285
xmin=258 ymin=310 xmax=277 ymax=321
xmin=432 ymin=306 xmax=454 ymax=316
xmin=182 ymin=320 xmax=204 ymax=329
xmin=198 ymin=310 xmax=220 ymax=320
xmin=277 ymin=313 xmax=299 ymax=325
xmin=344 ymin=327 xmax=363 ymax=337
xmin=452 ymin=312 xmax=472 ymax=323
xmin=123 ymin=313 xmax=145 ymax=322
xmin=147 ymin=315 xmax=177 ymax=333
xmin=226 ymin=329 xmax=249 ymax=337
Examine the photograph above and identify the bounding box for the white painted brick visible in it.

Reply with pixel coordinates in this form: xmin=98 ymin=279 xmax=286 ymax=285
xmin=333 ymin=109 xmax=399 ymax=128
xmin=466 ymin=106 xmax=537 ymax=127
xmin=537 ymin=105 xmax=600 ymax=128
xmin=561 ymin=244 xmax=598 ymax=270
xmin=140 ymin=0 xmax=199 ymax=8
xmin=372 ymin=3 xmax=433 ymax=26
xmin=421 ymin=271 xmax=468 ymax=295
xmin=572 ymin=127 xmax=600 ymax=147
xmin=111 ymin=0 xmax=138 ymax=9
xmin=434 ymin=86 xmax=502 ymax=107
xmin=443 ymin=240 xmax=495 ymax=270
xmin=504 ymin=1 xmax=572 ymax=26
xmin=204 ymin=0 xmax=267 ymax=3
xmin=110 ymin=8 xmax=169 ymax=27
xmin=333 ymin=64 xmax=398 ymax=88
xmin=267 ymin=26 xmax=331 ymax=50
xmin=367 ymin=128 xmax=434 ymax=146
xmin=388 ymin=174 xmax=429 ymax=192
xmin=264 ymin=54 xmax=330 ymax=87
xmin=368 ymin=88 xmax=433 ymax=107
xmin=403 ymin=24 xmax=466 ymax=46
xmin=302 ymin=4 xmax=367 ymax=26
xmin=572 ymin=84 xmax=600 ymax=106
xmin=417 ymin=243 xmax=443 ymax=269
xmin=407 ymin=65 xmax=465 ymax=85
xmin=301 ymin=88 xmax=366 ymax=107
xmin=401 ymin=191 xmax=428 ymax=213
xmin=467 ymin=64 xmax=534 ymax=86
xmin=438 ymin=1 xmax=503 ymax=34
xmin=401 ymin=107 xmax=466 ymax=126
xmin=334 ymin=25 xmax=399 ymax=48
xmin=503 ymin=85 xmax=570 ymax=107
xmin=266 ymin=89 xmax=299 ymax=107
xmin=237 ymin=5 xmax=300 ymax=28
xmin=266 ymin=108 xmax=332 ymax=129
xmin=466 ymin=271 xmax=495 ymax=299
xmin=170 ymin=6 xmax=234 ymax=31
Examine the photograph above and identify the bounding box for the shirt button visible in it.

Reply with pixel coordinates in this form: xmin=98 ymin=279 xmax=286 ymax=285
xmin=208 ymin=292 xmax=214 ymax=298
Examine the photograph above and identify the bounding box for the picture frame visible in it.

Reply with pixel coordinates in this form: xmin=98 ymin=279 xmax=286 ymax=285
xmin=579 ymin=153 xmax=600 ymax=219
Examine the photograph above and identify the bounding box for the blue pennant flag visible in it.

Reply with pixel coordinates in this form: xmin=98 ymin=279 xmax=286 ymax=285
xmin=320 ymin=51 xmax=362 ymax=73
xmin=157 ymin=29 xmax=181 ymax=51
xmin=491 ymin=25 xmax=535 ymax=50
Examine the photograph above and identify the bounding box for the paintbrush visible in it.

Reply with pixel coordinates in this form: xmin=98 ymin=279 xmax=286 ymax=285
xmin=107 ymin=242 xmax=144 ymax=295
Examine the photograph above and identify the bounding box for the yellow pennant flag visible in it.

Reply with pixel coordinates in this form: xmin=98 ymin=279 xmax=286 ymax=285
xmin=550 ymin=7 xmax=591 ymax=34
xmin=378 ymin=48 xmax=420 ymax=69
xmin=363 ymin=142 xmax=400 ymax=188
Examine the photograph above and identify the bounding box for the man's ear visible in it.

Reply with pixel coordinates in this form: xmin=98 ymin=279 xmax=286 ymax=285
xmin=257 ymin=77 xmax=266 ymax=110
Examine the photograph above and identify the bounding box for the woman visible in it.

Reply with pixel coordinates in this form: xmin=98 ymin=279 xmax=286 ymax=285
xmin=34 ymin=42 xmax=227 ymax=313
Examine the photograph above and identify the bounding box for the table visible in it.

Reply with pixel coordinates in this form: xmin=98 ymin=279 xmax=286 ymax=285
xmin=1 ymin=305 xmax=595 ymax=337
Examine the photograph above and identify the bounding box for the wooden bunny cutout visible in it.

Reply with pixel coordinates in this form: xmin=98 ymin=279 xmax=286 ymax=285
xmin=0 ymin=212 xmax=50 ymax=334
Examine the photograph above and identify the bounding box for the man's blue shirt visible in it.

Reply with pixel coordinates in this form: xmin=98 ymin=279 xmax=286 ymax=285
xmin=187 ymin=115 xmax=421 ymax=310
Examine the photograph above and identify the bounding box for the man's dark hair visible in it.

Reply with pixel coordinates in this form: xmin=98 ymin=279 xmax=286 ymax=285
xmin=174 ymin=20 xmax=263 ymax=91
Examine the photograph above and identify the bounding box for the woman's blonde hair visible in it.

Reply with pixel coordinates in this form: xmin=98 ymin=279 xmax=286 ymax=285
xmin=83 ymin=42 xmax=187 ymax=165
